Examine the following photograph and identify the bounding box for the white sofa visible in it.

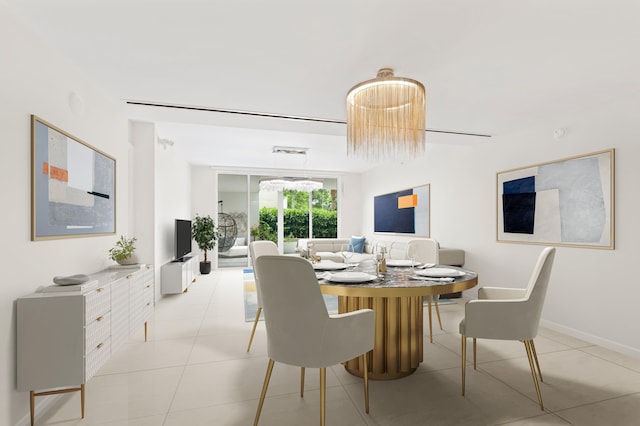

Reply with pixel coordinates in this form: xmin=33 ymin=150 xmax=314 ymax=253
xmin=297 ymin=238 xmax=465 ymax=266
xmin=219 ymin=237 xmax=248 ymax=258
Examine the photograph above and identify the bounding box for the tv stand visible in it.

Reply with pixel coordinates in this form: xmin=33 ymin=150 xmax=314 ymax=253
xmin=161 ymin=255 xmax=198 ymax=294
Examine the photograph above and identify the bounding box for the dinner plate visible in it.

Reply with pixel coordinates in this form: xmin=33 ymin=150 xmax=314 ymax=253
xmin=386 ymin=259 xmax=420 ymax=267
xmin=313 ymin=261 xmax=348 ymax=271
xmin=327 ymin=272 xmax=377 ymax=283
xmin=415 ymin=267 xmax=466 ymax=278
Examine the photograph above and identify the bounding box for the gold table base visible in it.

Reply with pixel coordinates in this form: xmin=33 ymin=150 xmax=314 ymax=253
xmin=340 ymin=295 xmax=423 ymax=380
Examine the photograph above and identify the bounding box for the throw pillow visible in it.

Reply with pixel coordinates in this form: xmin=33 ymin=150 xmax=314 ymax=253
xmin=349 ymin=236 xmax=366 ymax=253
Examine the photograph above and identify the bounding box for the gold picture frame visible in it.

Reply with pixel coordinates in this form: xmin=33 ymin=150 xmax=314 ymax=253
xmin=31 ymin=115 xmax=116 ymax=240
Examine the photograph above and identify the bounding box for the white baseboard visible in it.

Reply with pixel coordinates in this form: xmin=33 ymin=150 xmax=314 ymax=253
xmin=458 ymin=293 xmax=640 ymax=360
xmin=540 ymin=319 xmax=640 ymax=359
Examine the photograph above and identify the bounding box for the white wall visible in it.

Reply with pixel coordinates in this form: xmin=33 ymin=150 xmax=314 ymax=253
xmin=338 ymin=173 xmax=364 ymax=238
xmin=191 ymin=166 xmax=218 ymax=266
xmin=361 ymin=94 xmax=640 ymax=357
xmin=0 ymin=7 xmax=130 ymax=424
xmin=155 ymin=140 xmax=192 ymax=271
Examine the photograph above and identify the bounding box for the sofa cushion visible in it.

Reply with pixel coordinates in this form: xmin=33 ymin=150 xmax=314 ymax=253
xmin=299 ymin=238 xmax=349 ymax=253
xmin=439 ymin=248 xmax=465 ymax=267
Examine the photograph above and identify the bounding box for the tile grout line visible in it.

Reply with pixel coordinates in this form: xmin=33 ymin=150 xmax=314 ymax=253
xmin=161 ymin=271 xmax=222 ymax=425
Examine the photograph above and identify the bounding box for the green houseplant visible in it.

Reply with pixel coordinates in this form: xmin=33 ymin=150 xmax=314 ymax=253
xmin=192 ymin=214 xmax=218 ymax=274
xmin=108 ymin=235 xmax=138 ymax=265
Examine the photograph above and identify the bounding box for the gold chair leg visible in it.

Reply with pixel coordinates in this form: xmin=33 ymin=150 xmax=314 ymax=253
xmin=300 ymin=367 xmax=305 ymax=397
xmin=530 ymin=340 xmax=543 ymax=382
xmin=473 ymin=338 xmax=477 ymax=370
xmin=253 ymin=358 xmax=275 ymax=426
xmin=524 ymin=340 xmax=544 ymax=410
xmin=433 ymin=296 xmax=443 ymax=330
xmin=427 ymin=298 xmax=433 ymax=343
xmin=461 ymin=334 xmax=466 ymax=395
xmin=320 ymin=368 xmax=326 ymax=426
xmin=247 ymin=307 xmax=262 ymax=352
xmin=363 ymin=354 xmax=370 ymax=414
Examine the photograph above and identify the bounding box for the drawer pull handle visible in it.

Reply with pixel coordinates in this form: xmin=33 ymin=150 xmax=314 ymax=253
xmin=97 ymin=288 xmax=104 ymax=293
xmin=146 ymin=302 xmax=151 ymax=306
xmin=97 ymin=316 xmax=104 ymax=321
xmin=97 ymin=342 xmax=104 ymax=349
xmin=126 ymin=274 xmax=133 ymax=279
xmin=146 ymin=284 xmax=151 ymax=288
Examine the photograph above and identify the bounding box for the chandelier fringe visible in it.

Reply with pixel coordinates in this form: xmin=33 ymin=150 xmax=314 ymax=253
xmin=347 ymin=69 xmax=426 ymax=160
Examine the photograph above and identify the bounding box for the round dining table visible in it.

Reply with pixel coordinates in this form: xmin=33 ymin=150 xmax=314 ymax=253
xmin=318 ymin=262 xmax=478 ymax=380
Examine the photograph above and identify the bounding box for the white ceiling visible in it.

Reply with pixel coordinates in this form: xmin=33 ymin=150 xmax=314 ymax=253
xmin=7 ymin=0 xmax=640 ymax=173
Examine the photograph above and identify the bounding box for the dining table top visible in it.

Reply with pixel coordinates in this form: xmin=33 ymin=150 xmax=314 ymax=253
xmin=316 ymin=261 xmax=478 ymax=298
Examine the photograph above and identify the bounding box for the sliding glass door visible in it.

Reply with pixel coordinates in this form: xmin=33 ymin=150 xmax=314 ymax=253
xmin=218 ymin=173 xmax=338 ymax=264
xmin=217 ymin=174 xmax=250 ymax=268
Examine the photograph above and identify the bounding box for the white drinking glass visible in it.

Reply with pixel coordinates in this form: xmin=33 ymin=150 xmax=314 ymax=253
xmin=406 ymin=245 xmax=417 ymax=270
xmin=341 ymin=244 xmax=354 ymax=266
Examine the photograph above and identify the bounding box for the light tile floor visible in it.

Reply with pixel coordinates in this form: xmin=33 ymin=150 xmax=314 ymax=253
xmin=38 ymin=268 xmax=640 ymax=425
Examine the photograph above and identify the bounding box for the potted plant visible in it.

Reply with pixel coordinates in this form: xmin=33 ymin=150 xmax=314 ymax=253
xmin=283 ymin=234 xmax=298 ymax=254
xmin=108 ymin=235 xmax=138 ymax=265
xmin=192 ymin=214 xmax=218 ymax=274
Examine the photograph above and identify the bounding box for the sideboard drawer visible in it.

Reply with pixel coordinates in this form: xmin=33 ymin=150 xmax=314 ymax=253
xmin=86 ymin=337 xmax=111 ymax=381
xmin=85 ymin=312 xmax=110 ymax=354
xmin=85 ymin=285 xmax=111 ymax=323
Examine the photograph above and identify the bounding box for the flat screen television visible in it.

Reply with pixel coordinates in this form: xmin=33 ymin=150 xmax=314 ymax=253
xmin=175 ymin=219 xmax=192 ymax=261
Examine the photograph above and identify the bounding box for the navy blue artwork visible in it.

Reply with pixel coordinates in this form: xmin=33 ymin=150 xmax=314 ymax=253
xmin=374 ymin=189 xmax=415 ymax=233
xmin=503 ymin=176 xmax=535 ymax=195
xmin=502 ymin=176 xmax=536 ymax=234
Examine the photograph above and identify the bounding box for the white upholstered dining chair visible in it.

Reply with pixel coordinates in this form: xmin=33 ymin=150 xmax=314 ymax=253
xmin=406 ymin=238 xmax=442 ymax=343
xmin=246 ymin=240 xmax=279 ymax=352
xmin=253 ymin=255 xmax=375 ymax=426
xmin=459 ymin=247 xmax=556 ymax=410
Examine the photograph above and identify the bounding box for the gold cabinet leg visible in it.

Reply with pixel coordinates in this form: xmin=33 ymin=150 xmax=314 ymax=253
xmin=300 ymin=367 xmax=305 ymax=397
xmin=144 ymin=321 xmax=148 ymax=342
xmin=433 ymin=296 xmax=443 ymax=330
xmin=30 ymin=385 xmax=84 ymax=425
xmin=254 ymin=359 xmax=275 ymax=426
xmin=363 ymin=354 xmax=370 ymax=414
xmin=320 ymin=368 xmax=326 ymax=426
xmin=247 ymin=307 xmax=262 ymax=352
xmin=30 ymin=390 xmax=35 ymax=426
xmin=524 ymin=340 xmax=544 ymax=410
xmin=461 ymin=335 xmax=466 ymax=396
xmin=80 ymin=383 xmax=85 ymax=418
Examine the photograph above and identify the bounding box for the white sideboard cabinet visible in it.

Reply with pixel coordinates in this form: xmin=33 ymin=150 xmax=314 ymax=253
xmin=17 ymin=264 xmax=154 ymax=426
xmin=161 ymin=255 xmax=198 ymax=294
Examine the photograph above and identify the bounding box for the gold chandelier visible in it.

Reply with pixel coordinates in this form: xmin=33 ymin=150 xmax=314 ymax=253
xmin=346 ymin=68 xmax=426 ymax=160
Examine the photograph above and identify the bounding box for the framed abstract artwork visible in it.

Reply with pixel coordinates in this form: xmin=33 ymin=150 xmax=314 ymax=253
xmin=374 ymin=184 xmax=430 ymax=237
xmin=497 ymin=149 xmax=614 ymax=249
xmin=31 ymin=115 xmax=116 ymax=240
